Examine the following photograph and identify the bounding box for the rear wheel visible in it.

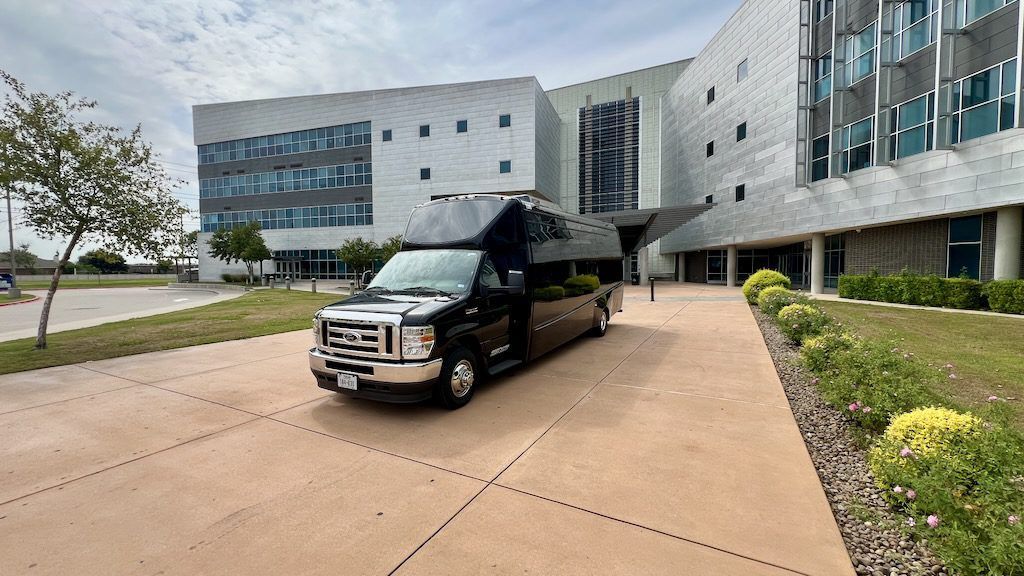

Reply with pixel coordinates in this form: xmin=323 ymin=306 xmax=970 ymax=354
xmin=435 ymin=347 xmax=478 ymax=409
xmin=591 ymin=308 xmax=609 ymax=337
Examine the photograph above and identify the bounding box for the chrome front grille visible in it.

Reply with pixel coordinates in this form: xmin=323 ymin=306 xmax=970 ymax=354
xmin=321 ymin=318 xmax=398 ymax=360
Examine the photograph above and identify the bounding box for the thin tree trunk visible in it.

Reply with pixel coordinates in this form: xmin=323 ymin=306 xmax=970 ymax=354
xmin=36 ymin=228 xmax=83 ymax=349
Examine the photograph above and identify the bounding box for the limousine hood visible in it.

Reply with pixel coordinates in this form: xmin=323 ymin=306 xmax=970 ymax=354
xmin=319 ymin=291 xmax=459 ymax=320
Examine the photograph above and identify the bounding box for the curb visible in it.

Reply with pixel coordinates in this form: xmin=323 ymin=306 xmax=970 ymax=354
xmin=0 ymin=294 xmax=40 ymax=307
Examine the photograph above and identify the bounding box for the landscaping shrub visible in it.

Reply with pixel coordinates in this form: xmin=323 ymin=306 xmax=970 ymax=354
xmin=221 ymin=273 xmax=249 ymax=283
xmin=869 ymin=408 xmax=1024 ymax=575
xmin=532 ymin=285 xmax=565 ymax=301
xmin=944 ymin=278 xmax=984 ymax=309
xmin=756 ymin=286 xmax=809 ymax=317
xmin=838 ymin=272 xmax=984 ymax=310
xmin=813 ymin=338 xmax=936 ymax=432
xmin=742 ymin=269 xmax=791 ymax=304
xmin=776 ymin=303 xmax=828 ymax=343
xmin=800 ymin=325 xmax=858 ymax=373
xmin=983 ymin=279 xmax=1024 ymax=315
xmin=563 ymin=274 xmax=600 ymax=297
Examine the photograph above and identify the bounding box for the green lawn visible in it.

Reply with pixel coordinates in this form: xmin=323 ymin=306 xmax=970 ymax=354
xmin=2 ymin=293 xmax=37 ymax=304
xmin=818 ymin=301 xmax=1024 ymax=429
xmin=16 ymin=277 xmax=173 ymax=290
xmin=0 ymin=290 xmax=344 ymax=375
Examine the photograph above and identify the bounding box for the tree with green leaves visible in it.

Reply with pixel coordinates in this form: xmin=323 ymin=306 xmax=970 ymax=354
xmin=0 ymin=71 xmax=187 ymax=349
xmin=78 ymin=249 xmax=128 ymax=273
xmin=379 ymin=235 xmax=403 ymax=264
xmin=0 ymin=242 xmax=37 ymax=273
xmin=207 ymin=222 xmax=271 ymax=284
xmin=155 ymin=259 xmax=173 ymax=273
xmin=337 ymin=236 xmax=379 ymax=286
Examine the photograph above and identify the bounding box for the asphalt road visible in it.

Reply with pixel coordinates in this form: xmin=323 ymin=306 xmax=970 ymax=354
xmin=0 ymin=287 xmax=241 ymax=342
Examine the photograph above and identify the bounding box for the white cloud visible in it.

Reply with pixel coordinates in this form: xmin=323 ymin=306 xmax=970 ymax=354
xmin=0 ymin=0 xmax=739 ymax=262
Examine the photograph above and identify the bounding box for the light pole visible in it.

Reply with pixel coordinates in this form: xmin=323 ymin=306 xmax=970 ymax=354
xmin=5 ymin=188 xmax=19 ymax=298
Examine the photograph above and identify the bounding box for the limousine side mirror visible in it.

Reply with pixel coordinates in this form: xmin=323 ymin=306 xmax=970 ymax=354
xmin=505 ymin=270 xmax=525 ymax=296
xmin=361 ymin=270 xmax=375 ymax=286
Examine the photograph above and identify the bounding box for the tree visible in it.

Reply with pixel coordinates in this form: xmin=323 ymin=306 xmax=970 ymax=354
xmin=78 ymin=249 xmax=128 ymax=273
xmin=379 ymin=235 xmax=403 ymax=264
xmin=0 ymin=71 xmax=187 ymax=349
xmin=337 ymin=237 xmax=379 ymax=285
xmin=207 ymin=222 xmax=271 ymax=284
xmin=155 ymin=259 xmax=173 ymax=273
xmin=0 ymin=242 xmax=36 ymax=273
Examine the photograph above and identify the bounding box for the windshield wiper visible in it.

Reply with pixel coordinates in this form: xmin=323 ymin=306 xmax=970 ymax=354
xmin=395 ymin=286 xmax=453 ymax=297
xmin=363 ymin=286 xmax=392 ymax=294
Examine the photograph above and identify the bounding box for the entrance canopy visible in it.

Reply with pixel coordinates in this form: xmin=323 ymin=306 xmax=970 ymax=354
xmin=591 ymin=204 xmax=714 ymax=253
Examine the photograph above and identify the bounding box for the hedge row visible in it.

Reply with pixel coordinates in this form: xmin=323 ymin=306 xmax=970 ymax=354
xmin=838 ymin=273 xmax=1024 ymax=313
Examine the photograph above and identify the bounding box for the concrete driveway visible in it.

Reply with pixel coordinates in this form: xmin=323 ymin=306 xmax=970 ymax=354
xmin=0 ymin=284 xmax=853 ymax=575
xmin=0 ymin=286 xmax=242 ymax=342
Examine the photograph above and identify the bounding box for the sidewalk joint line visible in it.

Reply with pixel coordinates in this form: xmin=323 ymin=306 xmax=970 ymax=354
xmin=0 ymin=382 xmax=142 ymax=417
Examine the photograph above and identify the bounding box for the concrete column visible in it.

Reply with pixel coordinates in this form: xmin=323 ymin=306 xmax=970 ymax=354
xmin=638 ymin=246 xmax=649 ymax=286
xmin=994 ymin=206 xmax=1023 ymax=280
xmin=726 ymin=245 xmax=738 ymax=287
xmin=677 ymin=252 xmax=687 ymax=283
xmin=810 ymin=232 xmax=826 ymax=294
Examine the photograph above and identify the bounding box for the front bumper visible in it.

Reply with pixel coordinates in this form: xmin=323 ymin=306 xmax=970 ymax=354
xmin=308 ymin=347 xmax=443 ymax=403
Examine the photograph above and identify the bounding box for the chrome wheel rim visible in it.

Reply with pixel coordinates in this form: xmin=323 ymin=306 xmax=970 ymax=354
xmin=450 ymin=360 xmax=475 ymax=398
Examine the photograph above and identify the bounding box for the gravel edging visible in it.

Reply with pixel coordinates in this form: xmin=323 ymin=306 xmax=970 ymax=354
xmin=751 ymin=306 xmax=946 ymax=576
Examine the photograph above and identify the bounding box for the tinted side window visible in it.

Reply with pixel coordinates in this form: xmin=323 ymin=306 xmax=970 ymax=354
xmin=479 ymin=258 xmax=501 ymax=288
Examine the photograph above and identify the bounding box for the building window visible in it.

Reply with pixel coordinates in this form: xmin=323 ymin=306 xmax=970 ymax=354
xmin=844 ymin=22 xmax=877 ymax=86
xmin=737 ymin=58 xmax=749 ymax=82
xmin=841 ymin=117 xmax=873 ymax=174
xmin=951 ymin=59 xmax=1017 ymax=144
xmin=201 ymin=203 xmax=373 ymax=232
xmin=811 ymin=135 xmax=830 ymax=182
xmin=705 ymin=194 xmax=713 ymax=204
xmin=958 ymin=0 xmax=1014 ymax=27
xmin=420 ymin=168 xmax=431 ymax=180
xmin=890 ymin=92 xmax=935 ymax=160
xmin=824 ymin=234 xmax=845 ymax=288
xmin=735 ymin=184 xmax=745 ymax=202
xmin=382 ymin=129 xmax=392 ymax=142
xmin=199 ymin=162 xmax=373 ymax=199
xmin=271 ymin=249 xmax=357 ymax=280
xmin=577 ymin=97 xmax=640 ymax=214
xmin=815 ymin=0 xmax=834 ymax=21
xmin=499 ymin=114 xmax=511 ymax=128
xmin=889 ymin=0 xmax=938 ymax=61
xmin=948 ymin=215 xmax=982 ymax=279
xmin=456 ymin=120 xmax=468 ymax=133
xmin=197 ymin=121 xmax=371 ymax=165
xmin=736 ymin=122 xmax=747 ymax=141
xmin=814 ymin=52 xmax=832 ymax=102
xmin=706 ymin=141 xmax=714 ymax=157
xmin=499 ymin=160 xmax=511 ymax=174
xmin=707 ymin=86 xmax=715 ymax=104
xmin=419 ymin=125 xmax=430 ymax=137
xmin=707 ymin=250 xmax=727 ymax=283
xmin=737 ymin=249 xmax=770 ymax=282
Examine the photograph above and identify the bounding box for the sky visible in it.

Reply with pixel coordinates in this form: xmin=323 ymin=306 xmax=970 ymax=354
xmin=0 ymin=0 xmax=740 ymax=264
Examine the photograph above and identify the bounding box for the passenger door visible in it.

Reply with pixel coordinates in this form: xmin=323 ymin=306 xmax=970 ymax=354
xmin=473 ymin=256 xmax=512 ymax=361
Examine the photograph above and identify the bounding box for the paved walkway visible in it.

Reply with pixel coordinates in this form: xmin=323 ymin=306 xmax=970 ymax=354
xmin=0 ymin=284 xmax=852 ymax=575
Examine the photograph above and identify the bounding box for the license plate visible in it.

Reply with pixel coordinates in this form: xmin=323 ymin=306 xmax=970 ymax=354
xmin=337 ymin=373 xmax=358 ymax=391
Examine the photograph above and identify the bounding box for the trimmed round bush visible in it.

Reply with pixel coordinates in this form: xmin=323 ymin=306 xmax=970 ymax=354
xmin=532 ymin=285 xmax=565 ymax=301
xmin=756 ymin=286 xmax=808 ymax=317
xmin=800 ymin=326 xmax=858 ymax=373
xmin=563 ymin=274 xmax=600 ymax=297
xmin=742 ymin=269 xmax=791 ymax=304
xmin=776 ymin=303 xmax=828 ymax=342
xmin=873 ymin=407 xmax=982 ymax=466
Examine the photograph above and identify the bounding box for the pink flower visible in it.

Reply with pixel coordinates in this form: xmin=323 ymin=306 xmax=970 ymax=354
xmin=893 ymin=486 xmax=903 ymax=494
xmin=891 ymin=347 xmax=900 ymax=353
xmin=906 ymin=489 xmax=916 ymax=501
xmin=948 ymin=373 xmax=958 ymax=380
xmin=849 ymin=403 xmax=859 ymax=412
xmin=900 ymin=447 xmax=914 ymax=458
xmin=811 ymin=378 xmax=820 ymax=385
xmin=988 ymin=396 xmax=999 ymax=402
xmin=903 ymin=353 xmax=911 ymax=360
xmin=1008 ymin=515 xmax=1020 ymax=526
xmin=906 ymin=517 xmax=916 ymax=527
xmin=927 ymin=515 xmax=940 ymax=528
xmin=862 ymin=406 xmax=872 ymax=414
xmin=944 ymin=363 xmax=955 ymax=370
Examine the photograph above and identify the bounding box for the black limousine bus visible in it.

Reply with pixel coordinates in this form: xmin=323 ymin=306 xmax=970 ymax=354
xmin=308 ymin=194 xmax=624 ymax=408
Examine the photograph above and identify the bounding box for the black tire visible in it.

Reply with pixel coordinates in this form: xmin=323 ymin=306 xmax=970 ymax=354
xmin=435 ymin=347 xmax=478 ymax=409
xmin=591 ymin=308 xmax=609 ymax=337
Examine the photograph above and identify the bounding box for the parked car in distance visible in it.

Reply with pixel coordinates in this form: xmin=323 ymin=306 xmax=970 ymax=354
xmin=0 ymin=273 xmax=12 ymax=290
xmin=309 ymin=194 xmax=624 ymax=408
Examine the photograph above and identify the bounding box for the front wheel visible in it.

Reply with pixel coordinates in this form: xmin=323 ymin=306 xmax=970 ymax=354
xmin=591 ymin=308 xmax=609 ymax=337
xmin=435 ymin=347 xmax=478 ymax=409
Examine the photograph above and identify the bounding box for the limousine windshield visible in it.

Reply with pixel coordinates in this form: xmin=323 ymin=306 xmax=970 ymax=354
xmin=367 ymin=249 xmax=481 ymax=295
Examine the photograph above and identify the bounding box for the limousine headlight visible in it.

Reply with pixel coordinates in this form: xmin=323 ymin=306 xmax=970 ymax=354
xmin=401 ymin=325 xmax=435 ymax=359
xmin=313 ymin=313 xmax=321 ymax=346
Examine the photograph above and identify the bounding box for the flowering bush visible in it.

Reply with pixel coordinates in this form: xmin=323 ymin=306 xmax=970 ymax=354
xmin=800 ymin=325 xmax=858 ymax=373
xmin=742 ymin=269 xmax=791 ymax=304
xmin=776 ymin=303 xmax=829 ymax=343
xmin=868 ymin=408 xmax=1024 ymax=575
xmin=756 ymin=286 xmax=809 ymax=317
